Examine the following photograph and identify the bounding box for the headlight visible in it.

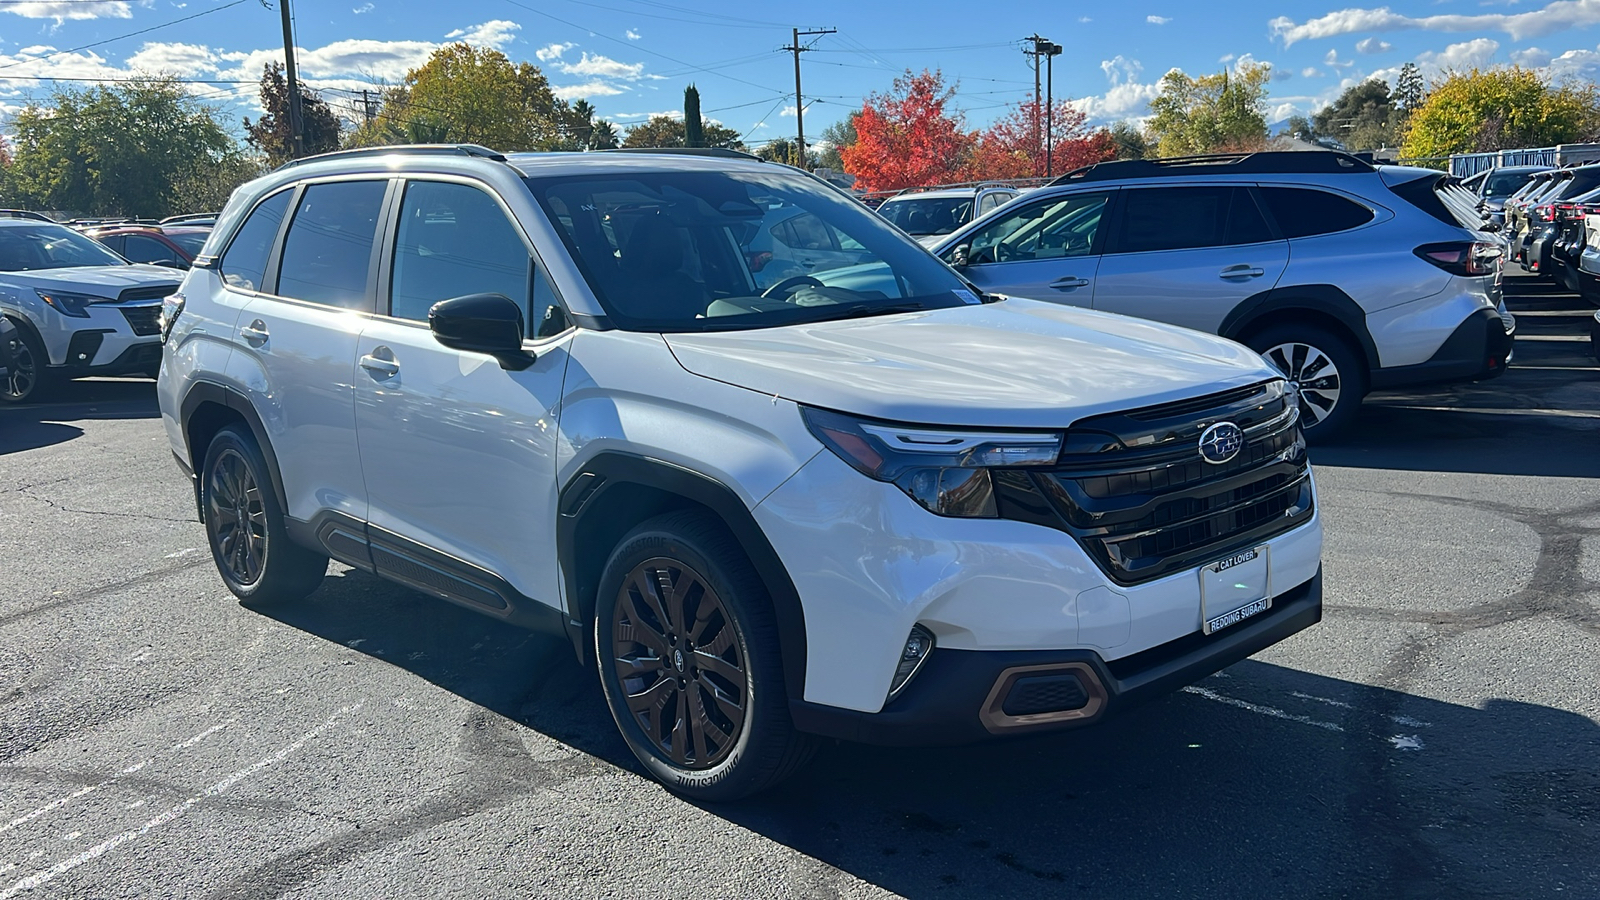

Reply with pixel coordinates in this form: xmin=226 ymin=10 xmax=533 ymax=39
xmin=35 ymin=289 xmax=111 ymax=318
xmin=801 ymin=406 xmax=1062 ymax=517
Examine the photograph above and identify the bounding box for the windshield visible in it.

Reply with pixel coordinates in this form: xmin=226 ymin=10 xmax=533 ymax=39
xmin=527 ymin=169 xmax=974 ymax=333
xmin=877 ymin=196 xmax=974 ymax=236
xmin=166 ymin=231 xmax=209 ymax=256
xmin=1485 ymin=171 xmax=1540 ymax=198
xmin=0 ymin=224 xmax=127 ymax=271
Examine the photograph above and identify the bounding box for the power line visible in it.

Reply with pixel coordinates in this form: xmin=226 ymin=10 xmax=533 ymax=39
xmin=0 ymin=0 xmax=251 ymax=74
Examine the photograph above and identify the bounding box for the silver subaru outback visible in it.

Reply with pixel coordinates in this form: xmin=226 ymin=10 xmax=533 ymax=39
xmin=934 ymin=151 xmax=1515 ymax=440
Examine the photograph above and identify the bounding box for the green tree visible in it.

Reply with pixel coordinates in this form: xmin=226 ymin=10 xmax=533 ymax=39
xmin=684 ymin=85 xmax=704 ymax=148
xmin=1109 ymin=120 xmax=1147 ymax=159
xmin=1145 ymin=63 xmax=1271 ymax=157
xmin=1402 ymin=66 xmax=1600 ymax=158
xmin=1311 ymin=78 xmax=1398 ymax=150
xmin=1392 ymin=62 xmax=1425 ymax=112
xmin=622 ymin=114 xmax=745 ymax=150
xmin=243 ymin=62 xmax=342 ymax=167
xmin=815 ymin=115 xmax=858 ymax=170
xmin=356 ymin=43 xmax=568 ymax=151
xmin=590 ymin=119 xmax=620 ymax=150
xmin=7 ymin=79 xmax=240 ymax=217
xmin=754 ymin=137 xmax=819 ymax=167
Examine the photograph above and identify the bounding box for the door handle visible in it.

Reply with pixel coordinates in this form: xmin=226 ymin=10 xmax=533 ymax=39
xmin=1049 ymin=277 xmax=1090 ymax=290
xmin=1220 ymin=265 xmax=1266 ymax=279
xmin=239 ymin=319 xmax=268 ymax=347
xmin=359 ymin=349 xmax=399 ymax=379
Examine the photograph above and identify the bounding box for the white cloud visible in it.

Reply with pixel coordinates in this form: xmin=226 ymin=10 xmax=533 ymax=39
xmin=1078 ymin=16 xmax=1092 ymax=23
xmin=1269 ymin=102 xmax=1302 ymax=123
xmin=779 ymin=105 xmax=797 ymax=117
xmin=557 ymin=51 xmax=644 ymax=80
xmin=625 ymin=29 xmax=641 ymax=40
xmin=536 ymin=41 xmax=575 ymax=62
xmin=352 ymin=2 xmax=373 ymax=13
xmin=444 ymin=20 xmax=520 ymax=51
xmin=1271 ymin=1 xmax=1600 ymax=47
xmin=1075 ymin=57 xmax=1165 ymax=123
xmin=1355 ymin=37 xmax=1391 ymax=54
xmin=1146 ymin=15 xmax=1170 ymax=25
xmin=125 ymin=41 xmax=219 ymax=74
xmin=1302 ymin=67 xmax=1323 ymax=78
xmin=1541 ymin=46 xmax=1600 ymax=80
xmin=0 ymin=1 xmax=132 ymax=24
xmin=1426 ymin=37 xmax=1501 ymax=72
xmin=1325 ymin=49 xmax=1354 ymax=69
xmin=1512 ymin=46 xmax=1552 ymax=67
xmin=552 ymin=80 xmax=624 ymax=100
xmin=1219 ymin=53 xmax=1235 ymax=63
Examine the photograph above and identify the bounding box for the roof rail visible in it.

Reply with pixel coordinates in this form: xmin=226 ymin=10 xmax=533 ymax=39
xmin=602 ymin=147 xmax=761 ymax=161
xmin=1051 ymin=150 xmax=1377 ymax=185
xmin=159 ymin=212 xmax=219 ymax=225
xmin=0 ymin=209 xmax=54 ymax=222
xmin=273 ymin=144 xmax=507 ymax=171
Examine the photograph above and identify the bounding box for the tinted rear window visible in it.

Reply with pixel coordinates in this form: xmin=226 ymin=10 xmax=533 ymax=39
xmin=1112 ymin=187 xmax=1271 ymax=253
xmin=276 ymin=180 xmax=387 ymax=309
xmin=220 ymin=191 xmax=292 ymax=292
xmin=1258 ymin=187 xmax=1375 ymax=238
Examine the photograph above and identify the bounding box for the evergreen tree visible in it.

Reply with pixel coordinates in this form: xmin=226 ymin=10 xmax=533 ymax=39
xmin=684 ymin=85 xmax=704 ymax=148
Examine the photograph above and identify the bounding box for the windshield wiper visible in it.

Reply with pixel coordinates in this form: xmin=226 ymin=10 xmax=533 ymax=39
xmin=801 ymin=302 xmax=929 ymax=323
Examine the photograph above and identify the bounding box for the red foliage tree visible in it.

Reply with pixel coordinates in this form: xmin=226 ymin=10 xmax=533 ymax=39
xmin=966 ymin=99 xmax=1116 ymax=179
xmin=840 ymin=69 xmax=975 ymax=192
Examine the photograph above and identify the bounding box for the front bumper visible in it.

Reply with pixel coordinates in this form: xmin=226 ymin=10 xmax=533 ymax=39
xmin=754 ymin=448 xmax=1323 ymax=715
xmin=792 ymin=570 xmax=1323 ymax=745
xmin=29 ymin=301 xmax=164 ymax=373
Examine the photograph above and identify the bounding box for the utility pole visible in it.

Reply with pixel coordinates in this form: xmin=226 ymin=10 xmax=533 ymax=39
xmin=1025 ymin=35 xmax=1045 ymax=169
xmin=1043 ymin=41 xmax=1062 ymax=176
xmin=360 ymin=89 xmax=375 ymax=127
xmin=787 ymin=26 xmax=835 ymax=169
xmin=278 ymin=0 xmax=305 ymax=159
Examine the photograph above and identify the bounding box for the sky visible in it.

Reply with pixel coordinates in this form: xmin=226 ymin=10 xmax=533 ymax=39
xmin=4 ymin=0 xmax=1600 ymax=146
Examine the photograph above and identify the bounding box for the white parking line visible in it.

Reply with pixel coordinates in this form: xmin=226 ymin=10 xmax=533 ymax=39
xmin=0 ymin=702 xmax=362 ymax=900
xmin=0 ymin=722 xmax=232 ymax=837
xmin=1181 ymin=686 xmax=1344 ymax=732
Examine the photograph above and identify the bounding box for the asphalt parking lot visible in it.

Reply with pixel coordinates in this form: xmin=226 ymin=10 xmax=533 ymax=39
xmin=2 ymin=275 xmax=1597 ymax=899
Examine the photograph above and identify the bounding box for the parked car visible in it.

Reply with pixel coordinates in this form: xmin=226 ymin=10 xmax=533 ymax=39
xmin=1504 ymin=171 xmax=1562 ymax=258
xmin=0 ymin=210 xmax=55 ymax=223
xmin=0 ymin=314 xmax=15 ymax=385
xmin=877 ymin=184 xmax=1022 ymax=247
xmin=160 ymin=144 xmax=1324 ymax=800
xmin=85 ymin=225 xmax=211 ymax=270
xmin=1474 ymin=165 xmax=1552 ymax=229
xmin=1511 ymin=167 xmax=1600 ymax=269
xmin=0 ymin=219 xmax=182 ymax=402
xmin=933 ymin=151 xmax=1515 ymax=440
xmin=739 ymin=205 xmax=874 ymax=289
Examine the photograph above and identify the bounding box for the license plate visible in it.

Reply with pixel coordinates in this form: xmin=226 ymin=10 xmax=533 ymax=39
xmin=1199 ymin=545 xmax=1271 ymax=635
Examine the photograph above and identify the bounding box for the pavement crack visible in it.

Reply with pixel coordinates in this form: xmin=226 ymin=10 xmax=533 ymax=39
xmin=13 ymin=484 xmax=194 ymax=524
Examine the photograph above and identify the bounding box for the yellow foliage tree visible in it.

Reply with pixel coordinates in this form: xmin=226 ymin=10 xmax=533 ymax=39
xmin=1401 ymin=66 xmax=1600 ymax=158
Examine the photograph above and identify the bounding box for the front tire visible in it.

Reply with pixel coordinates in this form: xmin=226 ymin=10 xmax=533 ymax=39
xmin=201 ymin=425 xmax=327 ymax=606
xmin=1 ymin=318 xmax=54 ymax=404
xmin=594 ymin=510 xmax=815 ymax=801
xmin=1247 ymin=324 xmax=1367 ymax=442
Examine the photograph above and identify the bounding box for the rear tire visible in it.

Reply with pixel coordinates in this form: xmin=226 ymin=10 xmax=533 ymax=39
xmin=1246 ymin=324 xmax=1367 ymax=443
xmin=0 ymin=318 xmax=54 ymax=405
xmin=201 ymin=425 xmax=327 ymax=606
xmin=594 ymin=510 xmax=815 ymax=801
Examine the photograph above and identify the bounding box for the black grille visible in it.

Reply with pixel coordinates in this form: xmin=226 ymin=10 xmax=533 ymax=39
xmin=994 ymin=380 xmax=1313 ymax=585
xmin=1002 ymin=673 xmax=1090 ymax=716
xmin=120 ymin=305 xmax=162 ymax=336
xmin=118 ymin=285 xmax=179 ymax=303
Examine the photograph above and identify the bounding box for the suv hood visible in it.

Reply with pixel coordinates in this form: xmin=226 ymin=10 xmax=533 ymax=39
xmin=3 ymin=265 xmax=182 ymax=295
xmin=665 ymin=299 xmax=1280 ymax=428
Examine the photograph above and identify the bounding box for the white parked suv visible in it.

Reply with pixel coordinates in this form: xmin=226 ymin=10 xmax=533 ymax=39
xmin=0 ymin=219 xmax=183 ymax=402
xmin=158 ymin=145 xmax=1324 ymax=799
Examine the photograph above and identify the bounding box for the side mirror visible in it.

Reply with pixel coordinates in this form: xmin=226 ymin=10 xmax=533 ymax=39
xmin=428 ymin=293 xmax=537 ymax=371
xmin=1482 ymin=221 xmax=1501 ymax=233
xmin=950 ymin=244 xmax=971 ymax=268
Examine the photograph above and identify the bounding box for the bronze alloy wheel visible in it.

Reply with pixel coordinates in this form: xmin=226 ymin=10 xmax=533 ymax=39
xmin=611 ymin=557 xmax=748 ymax=769
xmin=206 ymin=447 xmax=268 ymax=586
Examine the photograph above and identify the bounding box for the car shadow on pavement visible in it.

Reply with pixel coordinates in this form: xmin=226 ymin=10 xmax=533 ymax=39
xmin=0 ymin=378 xmax=158 ymax=456
xmin=265 ymin=567 xmax=1600 ymax=900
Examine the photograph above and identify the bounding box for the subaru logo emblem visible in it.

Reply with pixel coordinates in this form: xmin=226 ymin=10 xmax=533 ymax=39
xmin=674 ymin=649 xmax=685 ymax=671
xmin=1198 ymin=421 xmax=1244 ymax=465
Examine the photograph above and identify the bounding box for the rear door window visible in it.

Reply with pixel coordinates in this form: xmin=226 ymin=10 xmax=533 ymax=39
xmin=220 ymin=190 xmax=293 ymax=292
xmin=958 ymin=191 xmax=1111 ymax=264
xmin=276 ymin=180 xmax=388 ymax=309
xmin=1111 ymin=186 xmax=1271 ymax=253
xmin=1258 ymin=187 xmax=1376 ymax=238
xmin=123 ymin=234 xmax=179 ymax=266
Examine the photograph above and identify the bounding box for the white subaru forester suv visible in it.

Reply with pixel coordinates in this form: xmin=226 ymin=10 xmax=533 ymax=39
xmin=158 ymin=145 xmax=1324 ymax=800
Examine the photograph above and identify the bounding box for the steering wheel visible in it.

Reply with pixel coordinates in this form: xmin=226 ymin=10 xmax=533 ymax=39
xmin=995 ymin=243 xmax=1016 ymax=262
xmin=761 ymin=274 xmax=825 ymax=299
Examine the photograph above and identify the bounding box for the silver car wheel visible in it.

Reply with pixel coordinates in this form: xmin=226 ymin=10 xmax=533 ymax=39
xmin=1263 ymin=341 xmax=1342 ymax=430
